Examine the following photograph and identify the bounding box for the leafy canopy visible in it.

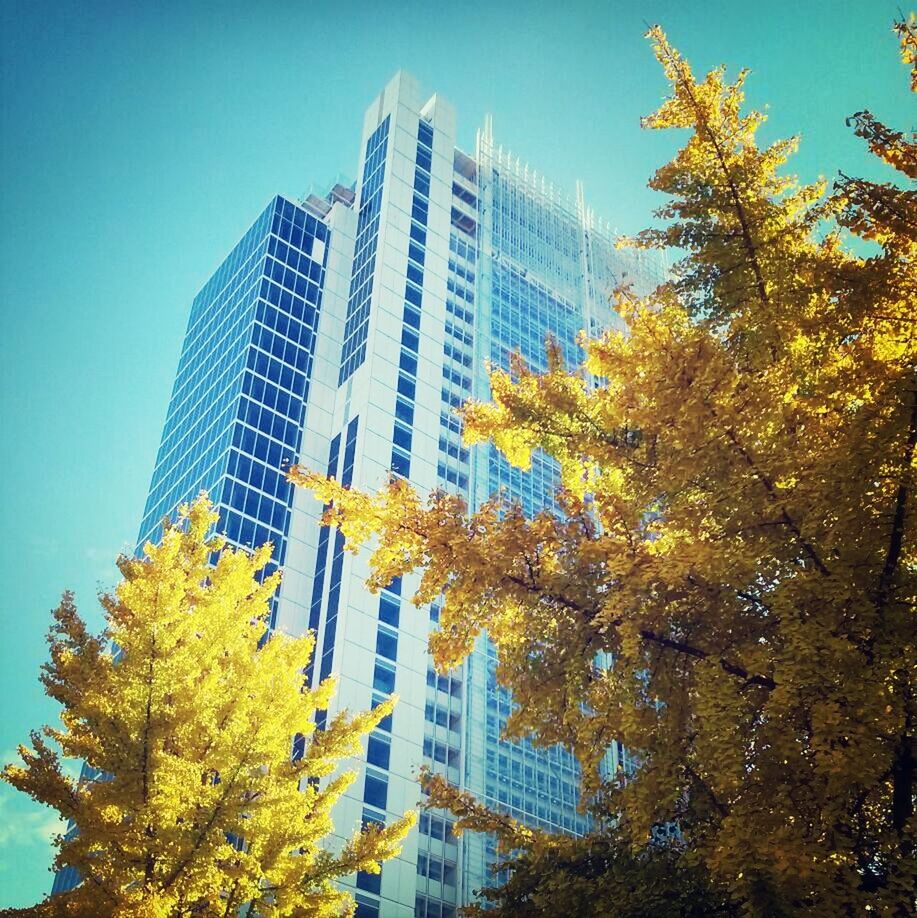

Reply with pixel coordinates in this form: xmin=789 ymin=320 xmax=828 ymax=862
xmin=293 ymin=20 xmax=916 ymax=917
xmin=3 ymin=497 xmax=414 ymax=917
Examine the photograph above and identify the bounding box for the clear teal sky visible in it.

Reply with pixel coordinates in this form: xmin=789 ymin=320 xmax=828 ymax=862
xmin=0 ymin=0 xmax=910 ymax=906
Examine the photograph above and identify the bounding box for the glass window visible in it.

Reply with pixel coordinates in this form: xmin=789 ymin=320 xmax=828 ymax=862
xmin=403 ymin=305 xmax=421 ymax=330
xmin=401 ymin=327 xmax=419 ymax=353
xmin=392 ymin=423 xmax=412 ymax=451
xmin=367 ymin=735 xmax=391 ymax=770
xmin=407 ymin=262 xmax=424 ymax=287
xmin=376 ymin=627 xmax=398 ymax=661
xmin=373 ymin=661 xmax=396 ymax=694
xmin=395 ymin=398 xmax=414 ymax=425
xmin=391 ymin=449 xmax=410 ymax=478
xmin=408 ymin=241 xmax=425 ymax=266
xmin=411 ymin=199 xmax=429 ymax=224
xmin=409 ymin=222 xmax=426 ymax=246
xmin=356 ymin=870 xmax=381 ymax=895
xmin=364 ymin=773 xmax=388 ymax=809
xmin=372 ymin=694 xmax=393 ymax=732
xmin=379 ymin=595 xmax=400 ymax=627
xmin=413 ymin=171 xmax=430 ymax=199
xmin=405 ymin=282 xmax=423 ymax=308
xmin=397 ymin=374 xmax=416 ymax=400
xmin=362 ymin=808 xmax=385 ymax=830
xmin=355 ymin=895 xmax=380 ymax=918
xmin=398 ymin=351 xmax=417 ymax=377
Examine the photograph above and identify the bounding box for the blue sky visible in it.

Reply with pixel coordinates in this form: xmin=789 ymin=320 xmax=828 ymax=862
xmin=0 ymin=0 xmax=910 ymax=906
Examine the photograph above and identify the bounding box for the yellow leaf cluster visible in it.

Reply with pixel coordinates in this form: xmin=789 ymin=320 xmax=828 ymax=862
xmin=3 ymin=497 xmax=414 ymax=916
xmin=291 ymin=20 xmax=916 ymax=916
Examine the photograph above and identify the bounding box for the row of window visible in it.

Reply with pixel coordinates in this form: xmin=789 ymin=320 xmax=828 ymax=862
xmin=249 ymin=321 xmax=309 ymax=375
xmin=231 ymin=420 xmax=297 ymax=484
xmin=259 ymin=271 xmax=320 ymax=324
xmin=224 ymin=479 xmax=287 ymax=533
xmin=318 ymin=417 xmax=359 ymax=686
xmin=236 ymin=396 xmax=301 ymax=452
xmin=441 ymin=389 xmax=463 ymax=409
xmin=245 ymin=341 xmax=308 ymax=401
xmin=267 ymin=234 xmax=324 ymax=284
xmin=241 ymin=370 xmax=304 ymax=426
xmin=340 ymin=116 xmax=391 ymax=384
xmin=438 ymin=246 xmax=474 ymax=495
xmin=483 ymin=781 xmax=588 ymax=832
xmin=191 ymin=197 xmax=274 ymax=318
xmin=175 ymin=194 xmax=320 ymax=424
xmin=389 ymin=121 xmax=435 ymax=481
xmin=226 ymin=448 xmax=291 ymax=505
xmin=175 ymin=260 xmax=260 ymax=419
xmin=416 ymin=852 xmax=456 ymax=886
xmin=142 ymin=196 xmax=327 ymax=560
xmin=272 ymin=212 xmax=320 ymax=257
xmin=437 ymin=437 xmax=468 ymax=465
xmin=437 ymin=464 xmax=468 ymax=491
xmin=254 ymin=297 xmax=316 ymax=353
xmin=152 ymin=273 xmax=259 ymax=497
xmin=444 ymin=320 xmax=472 ymax=347
xmin=491 ymin=180 xmax=581 ymax=275
xmin=450 ymin=205 xmax=475 ymax=238
xmin=441 ymin=365 xmax=471 ymax=391
xmin=446 ymin=276 xmax=473 ymax=303
xmin=448 ymin=232 xmax=476 ymax=265
xmin=217 ymin=507 xmax=283 ymax=563
xmin=422 ymin=736 xmax=460 ymax=769
xmin=451 ymin=181 xmax=476 ymax=208
xmin=357 ymin=591 xmax=407 ymax=898
xmin=427 ymin=667 xmax=462 ymax=697
xmin=264 ymin=252 xmax=322 ymax=301
xmin=445 ymin=298 xmax=473 ymax=327
xmin=355 ymin=123 xmax=440 ymax=911
xmin=418 ymin=812 xmax=456 ymax=844
xmin=305 ymin=431 xmax=341 ymax=685
xmin=442 ymin=340 xmax=471 ymax=369
xmin=440 ymin=410 xmax=462 ymax=438
xmin=142 ymin=397 xmax=236 ymax=541
xmin=425 ymin=701 xmax=460 ymax=732
xmin=415 ymin=895 xmax=456 ymax=918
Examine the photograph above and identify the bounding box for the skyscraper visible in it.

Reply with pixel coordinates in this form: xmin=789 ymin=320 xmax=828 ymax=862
xmin=136 ymin=72 xmax=663 ymax=917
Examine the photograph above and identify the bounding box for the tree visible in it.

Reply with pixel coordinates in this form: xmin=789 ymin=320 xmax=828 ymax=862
xmin=419 ymin=772 xmax=735 ymax=918
xmin=291 ymin=20 xmax=916 ymax=916
xmin=2 ymin=497 xmax=414 ymax=917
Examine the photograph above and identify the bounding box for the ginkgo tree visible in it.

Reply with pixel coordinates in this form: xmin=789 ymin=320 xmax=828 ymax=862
xmin=2 ymin=497 xmax=414 ymax=917
xmin=292 ymin=19 xmax=916 ymax=917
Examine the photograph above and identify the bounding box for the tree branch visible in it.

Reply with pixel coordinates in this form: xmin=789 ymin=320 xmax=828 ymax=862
xmin=503 ymin=572 xmax=776 ymax=690
xmin=657 ymin=38 xmax=772 ymax=314
xmin=875 ymin=381 xmax=917 ymax=618
xmin=723 ymin=427 xmax=831 ymax=576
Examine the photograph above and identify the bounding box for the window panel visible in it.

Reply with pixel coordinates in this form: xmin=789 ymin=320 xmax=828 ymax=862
xmin=364 ymin=773 xmax=388 ymax=810
xmin=373 ymin=661 xmax=396 ymax=694
xmin=376 ymin=627 xmax=398 ymax=661
xmin=367 ymin=735 xmax=391 ymax=770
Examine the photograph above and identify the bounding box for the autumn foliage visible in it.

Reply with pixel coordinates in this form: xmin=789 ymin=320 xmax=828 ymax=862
xmin=2 ymin=498 xmax=413 ymax=917
xmin=293 ymin=21 xmax=916 ymax=916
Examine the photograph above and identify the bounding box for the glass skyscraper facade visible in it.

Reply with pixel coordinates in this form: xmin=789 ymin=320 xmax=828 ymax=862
xmin=129 ymin=73 xmax=663 ymax=916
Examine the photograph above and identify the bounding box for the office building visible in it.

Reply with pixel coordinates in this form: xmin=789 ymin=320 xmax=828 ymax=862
xmin=134 ymin=72 xmax=663 ymax=916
